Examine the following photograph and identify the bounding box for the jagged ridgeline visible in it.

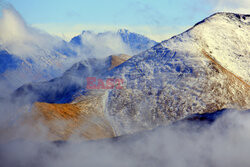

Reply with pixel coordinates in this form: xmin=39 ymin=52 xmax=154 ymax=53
xmin=16 ymin=13 xmax=250 ymax=140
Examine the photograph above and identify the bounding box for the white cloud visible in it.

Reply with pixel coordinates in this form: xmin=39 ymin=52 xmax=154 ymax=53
xmin=73 ymin=30 xmax=133 ymax=58
xmin=0 ymin=6 xmax=65 ymax=58
xmin=208 ymin=0 xmax=250 ymax=13
xmin=1 ymin=110 xmax=250 ymax=167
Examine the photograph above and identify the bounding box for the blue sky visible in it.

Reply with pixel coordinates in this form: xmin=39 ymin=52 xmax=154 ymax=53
xmin=2 ymin=0 xmax=250 ymax=41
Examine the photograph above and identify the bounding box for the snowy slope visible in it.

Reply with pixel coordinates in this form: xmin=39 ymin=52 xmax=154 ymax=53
xmin=163 ymin=12 xmax=250 ymax=84
xmin=19 ymin=13 xmax=250 ymax=139
xmin=100 ymin=13 xmax=250 ymax=135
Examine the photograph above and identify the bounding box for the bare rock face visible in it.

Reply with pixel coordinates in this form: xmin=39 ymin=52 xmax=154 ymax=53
xmin=28 ymin=13 xmax=250 ymax=140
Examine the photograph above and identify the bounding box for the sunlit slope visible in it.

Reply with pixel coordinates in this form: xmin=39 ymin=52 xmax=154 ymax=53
xmin=32 ymin=92 xmax=115 ymax=140
xmin=104 ymin=13 xmax=250 ymax=135
xmin=30 ymin=13 xmax=250 ymax=139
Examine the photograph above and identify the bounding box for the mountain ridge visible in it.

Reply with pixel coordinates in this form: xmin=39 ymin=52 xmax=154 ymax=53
xmin=6 ymin=12 xmax=250 ymax=140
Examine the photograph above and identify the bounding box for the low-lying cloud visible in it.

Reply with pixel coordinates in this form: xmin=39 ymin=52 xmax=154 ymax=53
xmin=72 ymin=30 xmax=133 ymax=58
xmin=0 ymin=110 xmax=250 ymax=167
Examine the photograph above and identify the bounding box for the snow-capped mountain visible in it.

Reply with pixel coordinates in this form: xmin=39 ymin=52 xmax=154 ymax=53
xmin=103 ymin=13 xmax=250 ymax=135
xmin=11 ymin=12 xmax=250 ymax=140
xmin=11 ymin=29 xmax=156 ymax=102
xmin=70 ymin=29 xmax=157 ymax=55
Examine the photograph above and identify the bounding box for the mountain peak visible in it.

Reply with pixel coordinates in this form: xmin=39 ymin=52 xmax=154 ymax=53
xmin=211 ymin=12 xmax=250 ymax=23
xmin=117 ymin=28 xmax=129 ymax=34
xmin=194 ymin=12 xmax=250 ymax=27
xmin=161 ymin=11 xmax=250 ymax=85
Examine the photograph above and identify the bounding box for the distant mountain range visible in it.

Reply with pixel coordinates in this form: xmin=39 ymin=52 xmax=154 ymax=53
xmin=70 ymin=29 xmax=157 ymax=55
xmin=0 ymin=28 xmax=156 ymax=95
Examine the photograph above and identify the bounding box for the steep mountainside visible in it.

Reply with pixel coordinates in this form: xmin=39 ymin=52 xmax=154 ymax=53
xmin=103 ymin=13 xmax=250 ymax=135
xmin=22 ymin=13 xmax=250 ymax=139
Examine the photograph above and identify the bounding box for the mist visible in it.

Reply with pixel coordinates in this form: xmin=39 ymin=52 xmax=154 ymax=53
xmin=0 ymin=110 xmax=249 ymax=167
xmin=71 ymin=30 xmax=133 ymax=58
